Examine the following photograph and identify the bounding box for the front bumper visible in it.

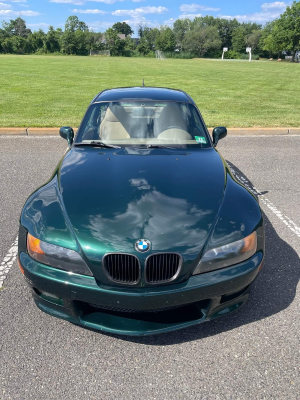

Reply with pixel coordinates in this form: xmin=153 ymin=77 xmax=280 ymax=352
xmin=19 ymin=251 xmax=263 ymax=336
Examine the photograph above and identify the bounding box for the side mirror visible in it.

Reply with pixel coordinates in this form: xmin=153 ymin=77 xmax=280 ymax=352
xmin=212 ymin=126 xmax=227 ymax=146
xmin=60 ymin=126 xmax=74 ymax=147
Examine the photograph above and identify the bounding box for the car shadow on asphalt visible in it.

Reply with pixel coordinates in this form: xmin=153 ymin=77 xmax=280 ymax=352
xmin=102 ymin=161 xmax=300 ymax=345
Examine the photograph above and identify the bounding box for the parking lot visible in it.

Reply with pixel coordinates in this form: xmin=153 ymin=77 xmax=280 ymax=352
xmin=0 ymin=135 xmax=299 ymax=399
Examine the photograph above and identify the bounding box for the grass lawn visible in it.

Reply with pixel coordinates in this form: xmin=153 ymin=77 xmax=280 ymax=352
xmin=0 ymin=54 xmax=299 ymax=127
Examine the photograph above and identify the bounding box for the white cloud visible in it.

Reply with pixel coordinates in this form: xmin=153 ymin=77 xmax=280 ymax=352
xmin=27 ymin=22 xmax=50 ymax=27
xmin=72 ymin=8 xmax=107 ymax=13
xmin=132 ymin=0 xmax=146 ymax=2
xmin=122 ymin=16 xmax=158 ymax=26
xmin=4 ymin=0 xmax=27 ymax=2
xmin=261 ymin=2 xmax=288 ymax=10
xmin=27 ymin=22 xmax=51 ymax=31
xmin=0 ymin=9 xmax=40 ymax=15
xmin=0 ymin=2 xmax=12 ymax=9
xmin=219 ymin=11 xmax=282 ymax=23
xmin=179 ymin=13 xmax=202 ymax=19
xmin=164 ymin=17 xmax=175 ymax=26
xmin=218 ymin=2 xmax=289 ymax=23
xmin=180 ymin=4 xmax=220 ymax=12
xmin=112 ymin=6 xmax=168 ymax=17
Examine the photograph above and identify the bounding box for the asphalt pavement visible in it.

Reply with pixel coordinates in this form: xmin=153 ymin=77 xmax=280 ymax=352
xmin=0 ymin=136 xmax=299 ymax=399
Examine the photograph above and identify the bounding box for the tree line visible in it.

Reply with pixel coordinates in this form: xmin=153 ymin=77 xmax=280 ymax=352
xmin=0 ymin=1 xmax=299 ymax=60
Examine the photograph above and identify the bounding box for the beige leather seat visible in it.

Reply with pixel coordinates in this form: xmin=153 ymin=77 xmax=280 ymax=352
xmin=154 ymin=103 xmax=191 ymax=140
xmin=100 ymin=107 xmax=130 ymax=140
xmin=157 ymin=128 xmax=192 ymax=140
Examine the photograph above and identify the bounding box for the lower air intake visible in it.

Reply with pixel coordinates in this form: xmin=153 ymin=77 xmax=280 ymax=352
xmin=103 ymin=253 xmax=140 ymax=285
xmin=145 ymin=253 xmax=182 ymax=284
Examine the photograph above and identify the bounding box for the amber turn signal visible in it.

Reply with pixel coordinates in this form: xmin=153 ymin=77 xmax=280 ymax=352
xmin=241 ymin=231 xmax=257 ymax=253
xmin=27 ymin=233 xmax=45 ymax=257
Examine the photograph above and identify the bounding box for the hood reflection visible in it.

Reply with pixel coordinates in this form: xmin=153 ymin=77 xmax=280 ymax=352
xmin=59 ymin=146 xmax=225 ymax=260
xmin=84 ymin=186 xmax=213 ymax=256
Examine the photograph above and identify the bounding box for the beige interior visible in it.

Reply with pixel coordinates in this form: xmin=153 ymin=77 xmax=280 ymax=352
xmin=100 ymin=108 xmax=130 ymax=140
xmin=157 ymin=128 xmax=192 ymax=140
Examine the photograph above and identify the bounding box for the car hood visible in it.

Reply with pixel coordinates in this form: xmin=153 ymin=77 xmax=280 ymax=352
xmin=57 ymin=146 xmax=226 ymax=261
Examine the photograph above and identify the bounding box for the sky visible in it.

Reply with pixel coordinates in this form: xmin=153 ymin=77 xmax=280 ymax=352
xmin=0 ymin=0 xmax=292 ymax=36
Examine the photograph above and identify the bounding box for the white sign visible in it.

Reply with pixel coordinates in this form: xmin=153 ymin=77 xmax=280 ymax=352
xmin=223 ymin=48 xmax=228 ymax=52
xmin=246 ymin=47 xmax=251 ymax=53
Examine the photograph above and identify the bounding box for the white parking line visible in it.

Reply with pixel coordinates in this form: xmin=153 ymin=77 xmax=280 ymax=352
xmin=230 ymin=165 xmax=300 ymax=238
xmin=0 ymin=237 xmax=18 ymax=289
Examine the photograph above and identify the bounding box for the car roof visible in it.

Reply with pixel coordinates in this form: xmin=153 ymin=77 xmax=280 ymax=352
xmin=92 ymin=87 xmax=195 ymax=104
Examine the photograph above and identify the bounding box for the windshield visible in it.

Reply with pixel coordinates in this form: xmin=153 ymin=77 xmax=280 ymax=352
xmin=75 ymin=101 xmax=211 ymax=147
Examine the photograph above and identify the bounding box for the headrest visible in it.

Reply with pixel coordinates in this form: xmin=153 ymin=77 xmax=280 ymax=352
xmin=104 ymin=107 xmax=119 ymax=122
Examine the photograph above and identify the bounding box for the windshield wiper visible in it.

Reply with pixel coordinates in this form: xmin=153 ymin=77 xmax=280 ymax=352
xmin=146 ymin=144 xmax=179 ymax=149
xmin=74 ymin=141 xmax=121 ymax=149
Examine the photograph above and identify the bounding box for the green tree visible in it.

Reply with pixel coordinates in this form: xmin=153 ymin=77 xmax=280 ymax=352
xmin=89 ymin=31 xmax=105 ymax=51
xmin=155 ymin=27 xmax=176 ymax=52
xmin=112 ymin=22 xmax=134 ymax=36
xmin=183 ymin=25 xmax=221 ymax=57
xmin=31 ymin=29 xmax=47 ymax=52
xmin=232 ymin=22 xmax=262 ymax=53
xmin=44 ymin=26 xmax=61 ymax=53
xmin=2 ymin=17 xmax=31 ymax=38
xmin=192 ymin=15 xmax=216 ymax=28
xmin=105 ymin=28 xmax=125 ymax=55
xmin=173 ymin=18 xmax=192 ymax=50
xmin=74 ymin=29 xmax=90 ymax=55
xmin=245 ymin=29 xmax=262 ymax=53
xmin=232 ymin=26 xmax=247 ymax=53
xmin=65 ymin=15 xmax=88 ymax=33
xmin=61 ymin=16 xmax=89 ymax=55
xmin=2 ymin=35 xmax=27 ymax=53
xmin=137 ymin=27 xmax=159 ymax=54
xmin=124 ymin=35 xmax=136 ymax=51
xmin=260 ymin=21 xmax=282 ymax=57
xmin=216 ymin=18 xmax=239 ymax=49
xmin=273 ymin=1 xmax=300 ymax=61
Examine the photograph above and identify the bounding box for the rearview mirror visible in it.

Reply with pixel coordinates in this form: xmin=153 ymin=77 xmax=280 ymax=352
xmin=60 ymin=126 xmax=74 ymax=147
xmin=212 ymin=126 xmax=227 ymax=146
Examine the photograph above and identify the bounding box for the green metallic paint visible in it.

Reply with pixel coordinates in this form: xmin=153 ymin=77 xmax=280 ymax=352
xmin=20 ymin=250 xmax=262 ymax=335
xmin=20 ymin=251 xmax=262 ymax=310
xmin=59 ymin=126 xmax=74 ymax=147
xmin=20 ymin=146 xmax=263 ymax=288
xmin=212 ymin=126 xmax=227 ymax=146
xmin=18 ymin=127 xmax=265 ymax=334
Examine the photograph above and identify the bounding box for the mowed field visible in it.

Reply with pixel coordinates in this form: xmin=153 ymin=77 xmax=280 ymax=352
xmin=0 ymin=54 xmax=299 ymax=127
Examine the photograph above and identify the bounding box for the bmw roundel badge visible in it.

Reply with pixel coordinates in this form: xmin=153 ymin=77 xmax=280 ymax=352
xmin=135 ymin=239 xmax=151 ymax=253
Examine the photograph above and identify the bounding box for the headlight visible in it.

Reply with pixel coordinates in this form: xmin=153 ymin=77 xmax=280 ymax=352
xmin=193 ymin=231 xmax=257 ymax=275
xmin=27 ymin=233 xmax=93 ymax=276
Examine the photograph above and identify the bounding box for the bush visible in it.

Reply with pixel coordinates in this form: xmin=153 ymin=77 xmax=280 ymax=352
xmin=120 ymin=50 xmax=194 ymax=58
xmin=204 ymin=49 xmax=223 ymax=58
xmin=163 ymin=51 xmax=194 ymax=59
xmin=239 ymin=53 xmax=259 ymax=60
xmin=224 ymin=50 xmax=241 ymax=59
xmin=224 ymin=50 xmax=259 ymax=60
xmin=121 ymin=50 xmax=155 ymax=57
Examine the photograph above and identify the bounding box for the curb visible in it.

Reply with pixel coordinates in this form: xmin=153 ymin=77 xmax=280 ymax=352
xmin=0 ymin=127 xmax=300 ymax=136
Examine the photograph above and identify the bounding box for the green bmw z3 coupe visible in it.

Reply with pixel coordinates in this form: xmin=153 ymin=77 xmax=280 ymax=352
xmin=18 ymin=87 xmax=265 ymax=336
